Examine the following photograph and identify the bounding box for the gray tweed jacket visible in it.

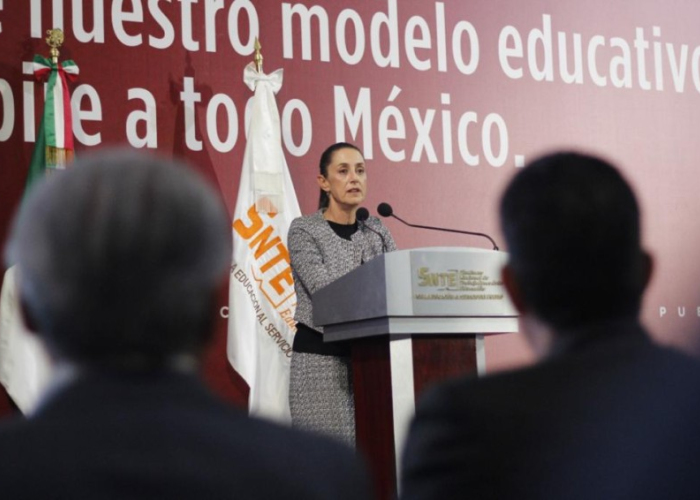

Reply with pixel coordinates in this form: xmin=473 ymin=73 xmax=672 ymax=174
xmin=289 ymin=210 xmax=396 ymax=332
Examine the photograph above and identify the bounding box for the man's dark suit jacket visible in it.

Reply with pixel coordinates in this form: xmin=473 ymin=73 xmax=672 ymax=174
xmin=0 ymin=370 xmax=370 ymax=499
xmin=401 ymin=320 xmax=700 ymax=500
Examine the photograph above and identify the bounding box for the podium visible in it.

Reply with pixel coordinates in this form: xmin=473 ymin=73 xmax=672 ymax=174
xmin=313 ymin=248 xmax=518 ymax=500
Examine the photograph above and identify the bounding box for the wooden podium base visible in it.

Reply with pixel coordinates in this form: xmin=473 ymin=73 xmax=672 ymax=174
xmin=352 ymin=334 xmax=481 ymax=500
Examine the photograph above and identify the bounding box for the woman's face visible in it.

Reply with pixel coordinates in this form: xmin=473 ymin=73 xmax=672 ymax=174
xmin=318 ymin=148 xmax=367 ymax=210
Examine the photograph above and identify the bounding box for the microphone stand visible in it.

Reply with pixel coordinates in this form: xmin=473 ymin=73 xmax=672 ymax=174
xmin=387 ymin=213 xmax=499 ymax=251
xmin=356 ymin=208 xmax=388 ymax=253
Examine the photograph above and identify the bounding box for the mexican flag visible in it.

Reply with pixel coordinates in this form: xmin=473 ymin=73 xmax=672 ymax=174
xmin=0 ymin=55 xmax=79 ymax=413
xmin=25 ymin=55 xmax=79 ymax=190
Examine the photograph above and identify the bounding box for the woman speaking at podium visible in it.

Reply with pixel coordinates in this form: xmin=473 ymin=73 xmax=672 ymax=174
xmin=288 ymin=142 xmax=396 ymax=446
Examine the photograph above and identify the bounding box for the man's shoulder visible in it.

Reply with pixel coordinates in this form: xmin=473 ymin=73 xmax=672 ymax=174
xmin=413 ymin=334 xmax=700 ymax=428
xmin=416 ymin=362 xmax=554 ymax=410
xmin=403 ymin=329 xmax=700 ymax=500
xmin=0 ymin=415 xmax=36 ymax=445
xmin=225 ymin=412 xmax=368 ymax=481
xmin=0 ymin=381 xmax=370 ymax=499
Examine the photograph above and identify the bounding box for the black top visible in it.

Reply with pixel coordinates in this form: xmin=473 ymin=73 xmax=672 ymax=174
xmin=292 ymin=219 xmax=358 ymax=356
xmin=293 ymin=323 xmax=351 ymax=356
xmin=326 ymin=220 xmax=358 ymax=240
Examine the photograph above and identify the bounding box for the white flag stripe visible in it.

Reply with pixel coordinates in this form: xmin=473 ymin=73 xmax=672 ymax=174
xmin=227 ymin=63 xmax=301 ymax=422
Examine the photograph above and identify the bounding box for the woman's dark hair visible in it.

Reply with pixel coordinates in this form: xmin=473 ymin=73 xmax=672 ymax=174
xmin=317 ymin=142 xmax=363 ymax=209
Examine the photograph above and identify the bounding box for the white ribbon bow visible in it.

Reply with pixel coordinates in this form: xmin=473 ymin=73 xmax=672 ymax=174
xmin=243 ymin=62 xmax=284 ymax=93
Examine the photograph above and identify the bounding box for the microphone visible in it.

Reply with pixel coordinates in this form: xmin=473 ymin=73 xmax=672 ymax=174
xmin=377 ymin=202 xmax=499 ymax=250
xmin=356 ymin=207 xmax=388 ymax=253
xmin=356 ymin=207 xmax=371 ymax=222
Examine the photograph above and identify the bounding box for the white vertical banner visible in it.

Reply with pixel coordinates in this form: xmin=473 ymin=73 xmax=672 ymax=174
xmin=227 ymin=63 xmax=301 ymax=423
xmin=0 ymin=266 xmax=51 ymax=414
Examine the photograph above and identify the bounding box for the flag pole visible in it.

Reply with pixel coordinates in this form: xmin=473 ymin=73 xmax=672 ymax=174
xmin=254 ymin=37 xmax=263 ymax=73
xmin=44 ymin=28 xmax=68 ymax=171
xmin=46 ymin=28 xmax=64 ymax=64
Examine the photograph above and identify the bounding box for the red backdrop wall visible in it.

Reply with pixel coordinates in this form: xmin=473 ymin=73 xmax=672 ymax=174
xmin=2 ymin=0 xmax=700 ymax=414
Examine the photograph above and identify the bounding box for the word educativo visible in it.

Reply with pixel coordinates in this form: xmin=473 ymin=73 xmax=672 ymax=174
xmin=500 ymin=14 xmax=700 ymax=93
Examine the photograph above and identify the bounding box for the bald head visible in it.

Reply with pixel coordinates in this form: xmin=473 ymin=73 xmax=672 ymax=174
xmin=5 ymin=149 xmax=231 ymax=367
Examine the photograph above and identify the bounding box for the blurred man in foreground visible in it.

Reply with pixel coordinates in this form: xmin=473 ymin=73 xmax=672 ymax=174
xmin=401 ymin=152 xmax=700 ymax=499
xmin=0 ymin=149 xmax=370 ymax=499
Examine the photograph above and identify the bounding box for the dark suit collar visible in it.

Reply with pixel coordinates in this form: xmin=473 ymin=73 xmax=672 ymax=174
xmin=548 ymin=316 xmax=650 ymax=360
xmin=31 ymin=369 xmax=217 ymax=420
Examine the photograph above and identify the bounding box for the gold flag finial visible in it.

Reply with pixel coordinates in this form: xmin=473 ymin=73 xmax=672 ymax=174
xmin=46 ymin=28 xmax=65 ymax=64
xmin=254 ymin=37 xmax=263 ymax=73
